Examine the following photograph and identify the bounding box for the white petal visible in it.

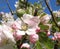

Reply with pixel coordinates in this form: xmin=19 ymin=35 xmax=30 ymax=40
xmin=3 ymin=30 xmax=16 ymax=44
xmin=23 ymin=14 xmax=33 ymax=19
xmin=0 ymin=25 xmax=2 ymax=31
xmin=22 ymin=14 xmax=33 ymax=23
xmin=17 ymin=30 xmax=25 ymax=35
xmin=26 ymin=29 xmax=36 ymax=35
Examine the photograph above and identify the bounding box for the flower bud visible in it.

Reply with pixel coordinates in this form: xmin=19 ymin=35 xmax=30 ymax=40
xmin=16 ymin=9 xmax=25 ymax=17
xmin=52 ymin=37 xmax=56 ymax=41
xmin=54 ymin=32 xmax=60 ymax=40
xmin=21 ymin=43 xmax=30 ymax=49
xmin=47 ymin=31 xmax=51 ymax=36
xmin=29 ymin=34 xmax=39 ymax=43
xmin=36 ymin=27 xmax=40 ymax=33
xmin=13 ymin=31 xmax=22 ymax=41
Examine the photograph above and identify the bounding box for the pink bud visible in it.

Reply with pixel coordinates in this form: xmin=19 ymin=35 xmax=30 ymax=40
xmin=47 ymin=31 xmax=50 ymax=36
xmin=57 ymin=35 xmax=60 ymax=39
xmin=11 ymin=21 xmax=21 ymax=30
xmin=29 ymin=34 xmax=39 ymax=43
xmin=36 ymin=27 xmax=40 ymax=33
xmin=11 ymin=23 xmax=18 ymax=30
xmin=52 ymin=37 xmax=56 ymax=41
xmin=21 ymin=43 xmax=30 ymax=49
xmin=54 ymin=32 xmax=60 ymax=40
xmin=13 ymin=31 xmax=22 ymax=41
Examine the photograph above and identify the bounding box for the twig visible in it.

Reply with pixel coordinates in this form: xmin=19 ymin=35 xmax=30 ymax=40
xmin=44 ymin=0 xmax=59 ymax=49
xmin=44 ymin=0 xmax=59 ymax=28
xmin=5 ymin=0 xmax=13 ymax=15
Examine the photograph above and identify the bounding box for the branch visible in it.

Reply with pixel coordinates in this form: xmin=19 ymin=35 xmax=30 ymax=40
xmin=34 ymin=8 xmax=38 ymax=16
xmin=5 ymin=0 xmax=13 ymax=15
xmin=44 ymin=0 xmax=59 ymax=49
xmin=44 ymin=0 xmax=59 ymax=28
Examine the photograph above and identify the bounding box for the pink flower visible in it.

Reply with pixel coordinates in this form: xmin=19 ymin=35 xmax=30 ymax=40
xmin=22 ymin=14 xmax=40 ymax=28
xmin=56 ymin=33 xmax=60 ymax=39
xmin=11 ymin=23 xmax=19 ymax=30
xmin=29 ymin=34 xmax=39 ymax=43
xmin=40 ymin=14 xmax=51 ymax=24
xmin=26 ymin=17 xmax=40 ymax=28
xmin=57 ymin=35 xmax=60 ymax=39
xmin=54 ymin=32 xmax=60 ymax=40
xmin=0 ymin=25 xmax=9 ymax=46
xmin=11 ymin=21 xmax=21 ymax=30
xmin=13 ymin=30 xmax=23 ymax=41
xmin=21 ymin=43 xmax=30 ymax=49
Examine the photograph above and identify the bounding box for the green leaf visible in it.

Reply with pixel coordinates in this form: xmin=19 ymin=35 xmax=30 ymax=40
xmin=38 ymin=12 xmax=46 ymax=18
xmin=39 ymin=24 xmax=49 ymax=30
xmin=35 ymin=41 xmax=42 ymax=49
xmin=39 ymin=32 xmax=54 ymax=49
xmin=52 ymin=25 xmax=59 ymax=32
xmin=56 ymin=17 xmax=60 ymax=22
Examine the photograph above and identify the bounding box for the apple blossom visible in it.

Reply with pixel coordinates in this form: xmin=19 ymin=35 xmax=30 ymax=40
xmin=0 ymin=0 xmax=59 ymax=49
xmin=0 ymin=31 xmax=7 ymax=47
xmin=11 ymin=14 xmax=40 ymax=35
xmin=21 ymin=43 xmax=30 ymax=49
xmin=13 ymin=30 xmax=23 ymax=41
xmin=10 ymin=18 xmax=22 ymax=30
xmin=2 ymin=12 xmax=14 ymax=23
xmin=40 ymin=14 xmax=51 ymax=24
xmin=11 ymin=21 xmax=21 ymax=30
xmin=29 ymin=34 xmax=39 ymax=43
xmin=54 ymin=32 xmax=60 ymax=40
xmin=21 ymin=14 xmax=40 ymax=28
xmin=2 ymin=24 xmax=16 ymax=44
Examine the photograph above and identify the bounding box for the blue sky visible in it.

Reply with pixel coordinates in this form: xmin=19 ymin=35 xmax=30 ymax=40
xmin=0 ymin=0 xmax=60 ymax=14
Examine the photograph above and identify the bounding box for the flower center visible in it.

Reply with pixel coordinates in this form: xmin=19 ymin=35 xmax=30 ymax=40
xmin=21 ymin=23 xmax=28 ymax=31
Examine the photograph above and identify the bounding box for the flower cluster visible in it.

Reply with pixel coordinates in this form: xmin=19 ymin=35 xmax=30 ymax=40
xmin=0 ymin=10 xmax=60 ymax=49
xmin=0 ymin=12 xmax=41 ymax=49
xmin=0 ymin=0 xmax=60 ymax=49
